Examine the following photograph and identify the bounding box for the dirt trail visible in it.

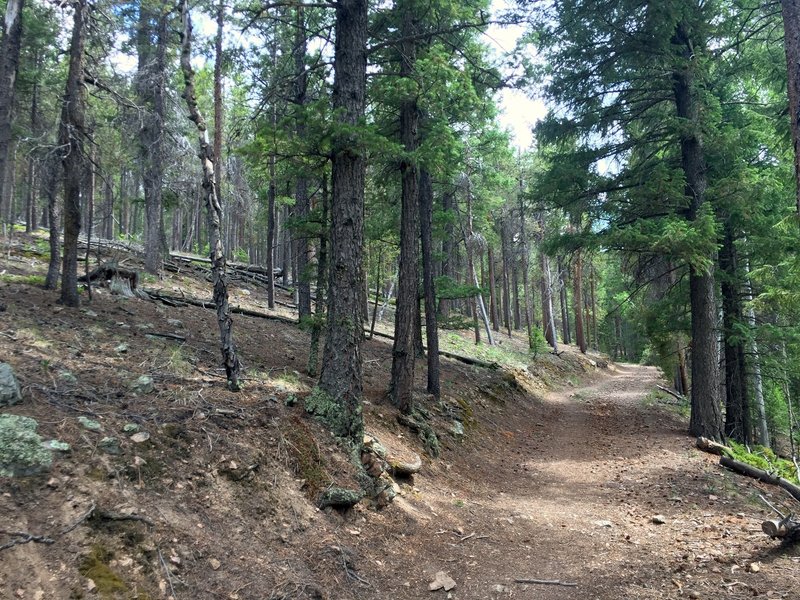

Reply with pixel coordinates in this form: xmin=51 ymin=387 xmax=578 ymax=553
xmin=366 ymin=363 xmax=799 ymax=599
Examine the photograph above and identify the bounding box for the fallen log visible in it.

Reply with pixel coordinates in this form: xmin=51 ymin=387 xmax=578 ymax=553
xmin=696 ymin=436 xmax=732 ymax=456
xmin=719 ymin=456 xmax=800 ymax=502
xmin=144 ymin=289 xmax=298 ymax=326
xmin=656 ymin=384 xmax=686 ymax=402
xmin=367 ymin=329 xmax=498 ymax=369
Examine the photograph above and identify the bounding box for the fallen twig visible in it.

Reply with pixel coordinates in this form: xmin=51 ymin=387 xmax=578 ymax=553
xmin=158 ymin=548 xmax=178 ymax=599
xmin=0 ymin=531 xmax=55 ymax=552
xmin=515 ymin=578 xmax=578 ymax=587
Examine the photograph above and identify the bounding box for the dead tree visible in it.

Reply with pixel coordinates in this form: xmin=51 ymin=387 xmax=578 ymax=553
xmin=179 ymin=0 xmax=241 ymax=391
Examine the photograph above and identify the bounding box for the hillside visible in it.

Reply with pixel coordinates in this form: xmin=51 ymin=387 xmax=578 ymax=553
xmin=1 ymin=233 xmax=799 ymax=599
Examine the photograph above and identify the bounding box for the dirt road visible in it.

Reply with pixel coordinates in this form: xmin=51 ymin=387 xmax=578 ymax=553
xmin=363 ymin=363 xmax=799 ymax=599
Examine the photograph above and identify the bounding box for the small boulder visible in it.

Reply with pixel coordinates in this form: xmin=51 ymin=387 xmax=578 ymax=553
xmin=98 ymin=437 xmax=122 ymax=455
xmin=428 ymin=571 xmax=456 ymax=592
xmin=130 ymin=375 xmax=154 ymax=395
xmin=0 ymin=414 xmax=53 ymax=477
xmin=130 ymin=431 xmax=150 ymax=444
xmin=0 ymin=362 xmax=22 ymax=407
xmin=167 ymin=318 xmax=185 ymax=329
xmin=78 ymin=416 xmax=102 ymax=432
xmin=651 ymin=515 xmax=667 ymax=525
xmin=122 ymin=423 xmax=140 ymax=433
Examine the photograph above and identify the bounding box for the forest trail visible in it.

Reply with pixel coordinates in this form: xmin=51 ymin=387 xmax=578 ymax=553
xmin=370 ymin=363 xmax=797 ymax=599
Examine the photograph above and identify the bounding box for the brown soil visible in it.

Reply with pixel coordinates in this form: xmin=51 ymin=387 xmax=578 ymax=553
xmin=1 ymin=233 xmax=799 ymax=600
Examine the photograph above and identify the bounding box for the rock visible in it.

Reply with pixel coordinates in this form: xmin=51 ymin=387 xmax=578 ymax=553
xmin=45 ymin=440 xmax=71 ymax=452
xmin=318 ymin=486 xmax=363 ymax=509
xmin=130 ymin=375 xmax=154 ymax=395
xmin=86 ymin=579 xmax=97 ymax=592
xmin=451 ymin=421 xmax=465 ymax=438
xmin=47 ymin=477 xmax=60 ymax=488
xmin=122 ymin=423 xmax=140 ymax=433
xmin=492 ymin=584 xmax=509 ymax=593
xmin=130 ymin=431 xmax=150 ymax=443
xmin=0 ymin=415 xmax=53 ymax=477
xmin=592 ymin=520 xmax=613 ymax=528
xmin=58 ymin=370 xmax=78 ymax=385
xmin=209 ymin=558 xmax=221 ymax=571
xmin=98 ymin=437 xmax=122 ymax=455
xmin=81 ymin=309 xmax=98 ymax=318
xmin=651 ymin=515 xmax=667 ymax=525
xmin=115 ymin=343 xmax=129 ymax=353
xmin=749 ymin=562 xmax=761 ymax=573
xmin=428 ymin=571 xmax=456 ymax=592
xmin=0 ymin=362 xmax=22 ymax=406
xmin=78 ymin=416 xmax=102 ymax=432
xmin=167 ymin=318 xmax=185 ymax=329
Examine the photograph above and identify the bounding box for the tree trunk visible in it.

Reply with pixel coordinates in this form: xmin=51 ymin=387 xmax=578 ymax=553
xmin=308 ymin=173 xmax=329 ymax=377
xmin=0 ymin=0 xmax=24 ymax=216
xmin=464 ymin=174 xmax=494 ymax=345
xmin=782 ymin=0 xmax=800 ymax=212
xmin=590 ymin=261 xmax=598 ymax=349
xmin=58 ymin=0 xmax=88 ymax=307
xmin=390 ymin=2 xmax=420 ymax=413
xmin=419 ymin=169 xmax=440 ymax=398
xmin=558 ymin=257 xmax=571 ymax=344
xmin=44 ymin=153 xmax=60 ymax=290
xmin=438 ymin=191 xmax=454 ymax=318
xmin=501 ymin=219 xmax=512 ymax=337
xmin=137 ymin=2 xmax=167 ymax=274
xmin=213 ymin=0 xmax=224 ymax=201
xmin=673 ymin=22 xmax=723 ymax=441
xmin=179 ymin=0 xmax=242 ymax=391
xmin=519 ymin=197 xmax=534 ymax=348
xmin=719 ymin=222 xmax=750 ymax=444
xmin=744 ymin=258 xmax=769 ymax=447
xmin=573 ymin=249 xmax=587 ymax=353
xmin=317 ymin=0 xmax=368 ymax=449
xmin=294 ymin=3 xmax=312 ymax=320
xmin=488 ymin=246 xmax=499 ymax=332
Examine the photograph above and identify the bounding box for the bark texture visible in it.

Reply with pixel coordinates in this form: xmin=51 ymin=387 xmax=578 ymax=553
xmin=58 ymin=0 xmax=88 ymax=307
xmin=390 ymin=1 xmax=420 ymax=413
xmin=0 ymin=0 xmax=24 ymax=215
xmin=179 ymin=1 xmax=242 ymax=391
xmin=317 ymin=0 xmax=368 ymax=448
xmin=672 ymin=22 xmax=723 ymax=441
xmin=419 ymin=169 xmax=440 ymax=398
xmin=782 ymin=0 xmax=800 ymax=212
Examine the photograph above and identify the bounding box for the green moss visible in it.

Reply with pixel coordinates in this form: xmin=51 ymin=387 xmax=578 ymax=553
xmin=726 ymin=441 xmax=800 ymax=484
xmin=0 ymin=273 xmax=46 ymax=286
xmin=455 ymin=397 xmax=478 ymax=431
xmin=78 ymin=546 xmax=128 ymax=597
xmin=304 ymin=387 xmax=363 ymax=449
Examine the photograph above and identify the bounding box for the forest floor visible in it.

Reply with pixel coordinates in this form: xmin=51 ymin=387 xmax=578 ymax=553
xmin=1 ymin=231 xmax=799 ymax=599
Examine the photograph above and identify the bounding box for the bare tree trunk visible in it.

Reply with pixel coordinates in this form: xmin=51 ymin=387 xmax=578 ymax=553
xmin=213 ymin=0 xmax=224 ymax=199
xmin=590 ymin=261 xmax=598 ymax=348
xmin=317 ymin=0 xmax=367 ymax=448
xmin=58 ymin=0 xmax=88 ymax=307
xmin=464 ymin=174 xmax=494 ymax=345
xmin=438 ymin=191 xmax=454 ymax=318
xmin=180 ymin=0 xmax=242 ymax=391
xmin=0 ymin=0 xmax=24 ymax=216
xmin=519 ymin=195 xmax=534 ymax=348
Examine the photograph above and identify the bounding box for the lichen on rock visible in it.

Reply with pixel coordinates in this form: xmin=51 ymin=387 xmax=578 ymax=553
xmin=0 ymin=414 xmax=53 ymax=477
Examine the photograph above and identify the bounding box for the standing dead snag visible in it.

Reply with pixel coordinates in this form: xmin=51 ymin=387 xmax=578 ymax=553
xmin=178 ymin=0 xmax=241 ymax=391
